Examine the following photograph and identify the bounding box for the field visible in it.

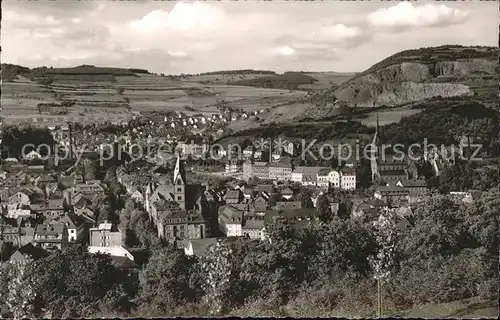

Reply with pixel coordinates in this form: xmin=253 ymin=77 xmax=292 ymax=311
xmin=298 ymin=72 xmax=357 ymax=91
xmin=1 ymin=70 xmax=309 ymax=125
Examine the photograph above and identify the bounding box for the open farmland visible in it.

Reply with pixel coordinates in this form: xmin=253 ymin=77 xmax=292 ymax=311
xmin=2 ymin=68 xmax=310 ymax=125
xmin=298 ymin=72 xmax=357 ymax=91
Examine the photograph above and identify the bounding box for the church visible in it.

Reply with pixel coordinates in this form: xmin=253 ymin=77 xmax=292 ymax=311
xmin=144 ymin=154 xmax=212 ymax=241
xmin=370 ymin=116 xmax=419 ymax=185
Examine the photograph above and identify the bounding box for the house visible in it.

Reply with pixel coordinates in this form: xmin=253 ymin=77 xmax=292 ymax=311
xmin=275 ymin=201 xmax=301 ymax=210
xmin=243 ymin=146 xmax=253 ymax=159
xmin=374 ymin=186 xmax=409 ymax=205
xmin=8 ymin=191 xmax=31 ymax=206
xmin=292 ymin=166 xmax=329 ymax=186
xmin=176 ymin=135 xmax=208 ymax=157
xmin=156 ymin=209 xmax=210 ymax=241
xmin=253 ymin=196 xmax=268 ymax=214
xmin=218 ymin=205 xmax=244 ymax=237
xmin=241 ymin=188 xmax=253 ymax=200
xmin=24 ymin=150 xmax=42 ymax=160
xmin=9 ymin=243 xmax=49 ymax=262
xmin=340 ymin=168 xmax=356 ymax=190
xmin=224 ymin=158 xmax=239 ymax=174
xmin=396 ymin=179 xmax=428 ymax=200
xmin=281 ymin=187 xmax=295 ymax=200
xmin=242 ymin=217 xmax=265 ymax=239
xmin=59 ymin=213 xmax=85 ymax=243
xmin=6 ymin=204 xmax=32 ymax=219
xmin=317 ymin=169 xmax=334 ymax=190
xmin=89 ymin=222 xmax=123 ymax=247
xmin=225 ymin=189 xmax=243 ymax=204
xmin=34 ymin=223 xmax=68 ymax=251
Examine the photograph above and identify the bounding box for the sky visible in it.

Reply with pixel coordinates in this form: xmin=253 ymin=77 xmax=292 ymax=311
xmin=1 ymin=0 xmax=498 ymax=74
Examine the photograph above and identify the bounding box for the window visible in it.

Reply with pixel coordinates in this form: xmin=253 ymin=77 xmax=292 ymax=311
xmin=177 ymin=187 xmax=182 ymax=192
xmin=177 ymin=196 xmax=182 ymax=200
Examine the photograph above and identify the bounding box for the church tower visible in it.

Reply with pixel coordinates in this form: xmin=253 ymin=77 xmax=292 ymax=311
xmin=371 ymin=114 xmax=381 ymax=181
xmin=173 ymin=153 xmax=186 ymax=210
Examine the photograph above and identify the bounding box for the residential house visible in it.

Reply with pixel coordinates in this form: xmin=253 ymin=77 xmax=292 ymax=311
xmin=374 ymin=186 xmax=409 ymax=205
xmin=59 ymin=213 xmax=85 ymax=243
xmin=176 ymin=135 xmax=208 ymax=157
xmin=225 ymin=189 xmax=243 ymax=204
xmin=9 ymin=243 xmax=49 ymax=262
xmin=89 ymin=222 xmax=123 ymax=247
xmin=275 ymin=201 xmax=301 ymax=210
xmin=218 ymin=205 xmax=244 ymax=237
xmin=340 ymin=168 xmax=357 ymax=190
xmin=253 ymin=196 xmax=268 ymax=215
xmin=250 ymin=162 xmax=270 ymax=180
xmin=292 ymin=166 xmax=327 ymax=186
xmin=396 ymin=179 xmax=428 ymax=202
xmin=242 ymin=217 xmax=265 ymax=239
xmin=34 ymin=223 xmax=68 ymax=251
xmin=281 ymin=187 xmax=295 ymax=200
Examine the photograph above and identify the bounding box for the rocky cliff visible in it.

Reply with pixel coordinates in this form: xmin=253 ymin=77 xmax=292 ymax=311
xmin=313 ymin=46 xmax=498 ymax=108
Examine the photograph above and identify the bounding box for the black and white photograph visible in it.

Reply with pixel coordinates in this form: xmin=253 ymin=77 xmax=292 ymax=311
xmin=0 ymin=0 xmax=499 ymax=318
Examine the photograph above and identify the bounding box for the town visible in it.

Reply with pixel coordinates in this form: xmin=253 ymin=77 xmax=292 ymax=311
xmin=1 ymin=0 xmax=498 ymax=318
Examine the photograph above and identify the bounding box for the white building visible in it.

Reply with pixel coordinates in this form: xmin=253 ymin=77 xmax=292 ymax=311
xmin=340 ymin=168 xmax=356 ymax=190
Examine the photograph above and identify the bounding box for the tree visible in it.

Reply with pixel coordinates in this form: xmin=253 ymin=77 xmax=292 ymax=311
xmin=368 ymin=211 xmax=397 ymax=317
xmin=199 ymin=240 xmax=234 ymax=314
xmin=0 ymin=259 xmax=37 ymax=319
xmin=316 ymin=195 xmax=332 ymax=222
xmin=34 ymin=245 xmax=131 ymax=318
xmin=138 ymin=245 xmax=198 ymax=315
xmin=296 ymin=189 xmax=313 ymax=209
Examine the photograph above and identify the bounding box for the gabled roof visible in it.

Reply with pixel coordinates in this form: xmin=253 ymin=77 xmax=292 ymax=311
xmin=11 ymin=243 xmax=49 ymax=262
xmin=398 ymin=179 xmax=427 ymax=188
xmin=35 ymin=223 xmax=65 ymax=236
xmin=186 ymin=238 xmax=219 ymax=256
xmin=225 ymin=189 xmax=242 ymax=200
xmin=242 ymin=217 xmax=264 ymax=230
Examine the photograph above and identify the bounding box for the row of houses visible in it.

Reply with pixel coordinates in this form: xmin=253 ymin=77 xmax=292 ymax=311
xmin=243 ymin=160 xmax=357 ymax=190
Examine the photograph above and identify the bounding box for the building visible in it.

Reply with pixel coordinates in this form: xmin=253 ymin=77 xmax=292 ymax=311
xmin=224 ymin=158 xmax=239 ymax=174
xmin=243 ymin=160 xmax=253 ymax=180
xmin=34 ymin=223 xmax=68 ymax=251
xmin=218 ymin=205 xmax=244 ymax=237
xmin=374 ymin=186 xmax=409 ymax=205
xmin=268 ymin=159 xmax=293 ymax=181
xmin=275 ymin=201 xmax=301 ymax=210
xmin=176 ymin=135 xmax=208 ymax=157
xmin=60 ymin=213 xmax=85 ymax=243
xmin=225 ymin=189 xmax=243 ymax=204
xmin=371 ymin=117 xmax=410 ymax=183
xmin=9 ymin=243 xmax=49 ymax=262
xmin=340 ymin=168 xmax=357 ymax=190
xmin=89 ymin=222 xmax=123 ymax=247
xmin=251 ymin=162 xmax=270 ymax=181
xmin=281 ymin=187 xmax=295 ymax=200
xmin=396 ymin=179 xmax=428 ymax=200
xmin=157 ymin=210 xmax=209 ymax=241
xmin=242 ymin=217 xmax=265 ymax=239
xmin=291 ymin=167 xmax=328 ymax=186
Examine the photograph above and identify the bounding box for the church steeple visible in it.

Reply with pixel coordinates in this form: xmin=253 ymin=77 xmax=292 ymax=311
xmin=173 ymin=153 xmax=186 ymax=210
xmin=173 ymin=153 xmax=186 ymax=185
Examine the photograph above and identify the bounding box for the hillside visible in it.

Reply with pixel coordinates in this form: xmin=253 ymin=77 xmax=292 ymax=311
xmin=312 ymin=45 xmax=499 ymax=109
xmin=231 ymin=72 xmax=319 ymax=90
xmin=0 ymin=64 xmax=307 ymax=126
